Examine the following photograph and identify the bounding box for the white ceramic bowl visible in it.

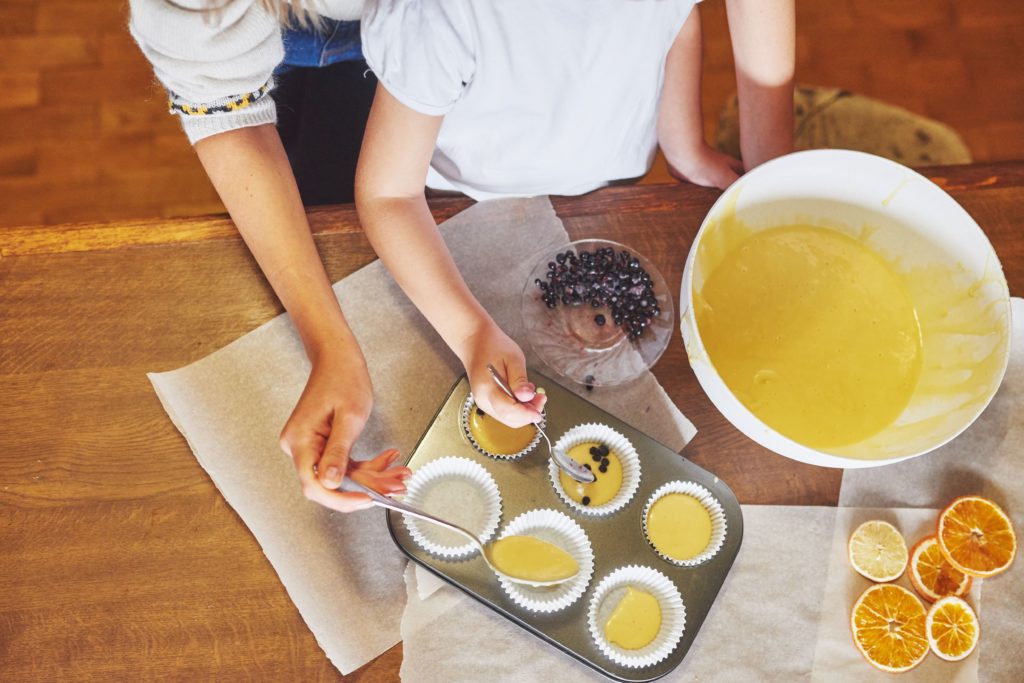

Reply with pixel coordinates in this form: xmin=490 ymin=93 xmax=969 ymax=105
xmin=681 ymin=150 xmax=1011 ymax=468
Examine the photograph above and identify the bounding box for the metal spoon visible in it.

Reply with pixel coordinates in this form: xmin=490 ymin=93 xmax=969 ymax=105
xmin=354 ymin=481 xmax=577 ymax=587
xmin=485 ymin=364 xmax=596 ymax=484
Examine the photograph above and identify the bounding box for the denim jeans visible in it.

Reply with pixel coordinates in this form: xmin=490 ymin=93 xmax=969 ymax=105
xmin=278 ymin=18 xmax=363 ymax=72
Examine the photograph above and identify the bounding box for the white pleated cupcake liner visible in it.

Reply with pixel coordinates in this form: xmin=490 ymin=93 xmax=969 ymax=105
xmin=548 ymin=423 xmax=641 ymax=516
xmin=587 ymin=565 xmax=687 ymax=669
xmin=460 ymin=393 xmax=544 ymax=461
xmin=402 ymin=456 xmax=503 ymax=559
xmin=642 ymin=481 xmax=727 ymax=567
xmin=495 ymin=508 xmax=595 ymax=613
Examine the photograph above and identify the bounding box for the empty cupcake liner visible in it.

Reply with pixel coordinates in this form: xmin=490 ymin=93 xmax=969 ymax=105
xmin=495 ymin=508 xmax=595 ymax=613
xmin=587 ymin=565 xmax=687 ymax=669
xmin=402 ymin=456 xmax=503 ymax=559
xmin=642 ymin=481 xmax=727 ymax=567
xmin=548 ymin=423 xmax=641 ymax=516
xmin=461 ymin=393 xmax=544 ymax=461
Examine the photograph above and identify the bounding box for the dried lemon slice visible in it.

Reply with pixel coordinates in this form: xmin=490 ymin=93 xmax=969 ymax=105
xmin=926 ymin=596 xmax=979 ymax=662
xmin=849 ymin=520 xmax=908 ymax=582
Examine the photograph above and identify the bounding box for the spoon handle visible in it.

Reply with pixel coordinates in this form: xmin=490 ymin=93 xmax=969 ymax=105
xmin=485 ymin=363 xmax=595 ymax=484
xmin=352 ymin=481 xmax=483 ymax=550
xmin=486 ymin=363 xmax=517 ymax=399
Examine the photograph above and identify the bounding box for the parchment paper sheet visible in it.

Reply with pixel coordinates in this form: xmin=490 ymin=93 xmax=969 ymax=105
xmin=840 ymin=297 xmax=1024 ymax=682
xmin=148 ymin=197 xmax=696 ymax=673
xmin=400 ymin=505 xmax=838 ymax=682
xmin=810 ymin=507 xmax=981 ymax=682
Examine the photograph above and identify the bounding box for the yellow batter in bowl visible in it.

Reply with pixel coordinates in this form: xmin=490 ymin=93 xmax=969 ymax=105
xmin=696 ymin=225 xmax=923 ymax=450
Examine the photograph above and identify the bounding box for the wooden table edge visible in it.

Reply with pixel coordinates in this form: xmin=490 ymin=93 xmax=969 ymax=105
xmin=1 ymin=162 xmax=1019 ymax=259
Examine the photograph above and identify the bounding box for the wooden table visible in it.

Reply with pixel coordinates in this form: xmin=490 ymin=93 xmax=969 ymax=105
xmin=2 ymin=163 xmax=1021 ymax=681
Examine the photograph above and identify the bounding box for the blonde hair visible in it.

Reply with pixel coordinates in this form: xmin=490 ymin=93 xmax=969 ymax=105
xmin=198 ymin=0 xmax=323 ymax=30
xmin=259 ymin=0 xmax=323 ymax=30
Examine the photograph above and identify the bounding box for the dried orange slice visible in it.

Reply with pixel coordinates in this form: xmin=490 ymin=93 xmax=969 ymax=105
xmin=909 ymin=536 xmax=972 ymax=602
xmin=851 ymin=584 xmax=930 ymax=672
xmin=937 ymin=496 xmax=1017 ymax=578
xmin=926 ymin=596 xmax=979 ymax=661
xmin=849 ymin=520 xmax=908 ymax=582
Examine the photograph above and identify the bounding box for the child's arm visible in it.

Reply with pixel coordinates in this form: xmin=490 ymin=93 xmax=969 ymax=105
xmin=725 ymin=0 xmax=796 ymax=170
xmin=356 ymin=85 xmax=546 ymax=428
xmin=195 ymin=125 xmax=410 ymax=511
xmin=658 ymin=6 xmax=744 ymax=189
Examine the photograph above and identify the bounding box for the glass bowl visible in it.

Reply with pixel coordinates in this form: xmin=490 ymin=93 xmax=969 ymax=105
xmin=521 ymin=239 xmax=674 ymax=387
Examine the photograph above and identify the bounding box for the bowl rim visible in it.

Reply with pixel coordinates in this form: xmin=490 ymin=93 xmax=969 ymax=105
xmin=680 ymin=149 xmax=1012 ymax=469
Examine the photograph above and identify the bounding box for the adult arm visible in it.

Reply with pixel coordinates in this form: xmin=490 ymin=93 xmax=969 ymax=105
xmin=725 ymin=0 xmax=796 ymax=170
xmin=355 ymin=85 xmax=545 ymax=428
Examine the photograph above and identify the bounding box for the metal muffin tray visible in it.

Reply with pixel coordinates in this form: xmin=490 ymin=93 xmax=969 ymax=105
xmin=386 ymin=371 xmax=743 ymax=682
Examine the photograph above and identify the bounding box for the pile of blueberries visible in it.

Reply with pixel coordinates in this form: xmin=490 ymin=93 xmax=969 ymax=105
xmin=578 ymin=442 xmax=614 ymax=506
xmin=588 ymin=442 xmax=612 ymax=473
xmin=535 ymin=247 xmax=660 ymax=340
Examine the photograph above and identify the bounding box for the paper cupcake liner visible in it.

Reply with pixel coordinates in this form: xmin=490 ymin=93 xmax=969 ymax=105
xmin=461 ymin=393 xmax=544 ymax=461
xmin=548 ymin=423 xmax=641 ymax=516
xmin=642 ymin=481 xmax=727 ymax=567
xmin=495 ymin=508 xmax=595 ymax=613
xmin=587 ymin=565 xmax=687 ymax=669
xmin=402 ymin=456 xmax=503 ymax=559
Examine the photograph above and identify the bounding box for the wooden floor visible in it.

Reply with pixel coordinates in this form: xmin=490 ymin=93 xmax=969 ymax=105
xmin=0 ymin=0 xmax=1022 ymax=228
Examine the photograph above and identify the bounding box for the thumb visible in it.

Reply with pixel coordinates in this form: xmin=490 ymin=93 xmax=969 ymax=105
xmin=318 ymin=423 xmax=354 ymax=489
xmin=505 ymin=357 xmax=536 ymax=403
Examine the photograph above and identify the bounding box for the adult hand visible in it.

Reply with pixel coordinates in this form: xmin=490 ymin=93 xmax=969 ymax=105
xmin=458 ymin=323 xmax=547 ymax=428
xmin=279 ymin=349 xmax=410 ymax=512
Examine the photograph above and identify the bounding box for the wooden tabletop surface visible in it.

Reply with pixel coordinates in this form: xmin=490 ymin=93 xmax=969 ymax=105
xmin=2 ymin=162 xmax=1022 ymax=681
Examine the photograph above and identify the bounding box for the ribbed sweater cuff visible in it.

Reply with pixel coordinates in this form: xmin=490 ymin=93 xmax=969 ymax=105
xmin=180 ymin=98 xmax=278 ymax=145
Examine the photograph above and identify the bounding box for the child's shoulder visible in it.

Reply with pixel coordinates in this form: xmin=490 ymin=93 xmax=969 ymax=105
xmin=362 ymin=0 xmax=476 ymax=116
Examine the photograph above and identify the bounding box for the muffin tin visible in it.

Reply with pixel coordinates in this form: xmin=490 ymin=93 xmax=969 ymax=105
xmin=385 ymin=371 xmax=743 ymax=682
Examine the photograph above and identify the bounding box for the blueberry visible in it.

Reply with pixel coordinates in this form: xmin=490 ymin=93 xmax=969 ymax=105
xmin=595 ymin=314 xmax=606 ymax=326
xmin=601 ymin=457 xmax=610 ymax=467
xmin=598 ymin=465 xmax=608 ymax=473
xmin=581 ymin=496 xmax=591 ymax=506
xmin=556 ymin=253 xmax=567 ymax=264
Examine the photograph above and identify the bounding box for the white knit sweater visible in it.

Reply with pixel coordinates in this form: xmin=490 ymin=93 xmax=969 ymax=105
xmin=129 ymin=0 xmax=364 ymax=144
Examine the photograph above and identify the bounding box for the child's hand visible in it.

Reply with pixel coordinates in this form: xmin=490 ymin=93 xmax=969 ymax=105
xmin=279 ymin=348 xmax=411 ymax=512
xmin=667 ymin=144 xmax=744 ymax=190
xmin=458 ymin=323 xmax=547 ymax=428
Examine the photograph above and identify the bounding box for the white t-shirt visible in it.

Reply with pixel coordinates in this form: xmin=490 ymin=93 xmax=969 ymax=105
xmin=362 ymin=0 xmax=697 ymax=200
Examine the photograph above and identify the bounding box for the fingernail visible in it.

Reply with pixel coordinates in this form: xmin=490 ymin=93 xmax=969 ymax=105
xmin=324 ymin=466 xmax=340 ymax=482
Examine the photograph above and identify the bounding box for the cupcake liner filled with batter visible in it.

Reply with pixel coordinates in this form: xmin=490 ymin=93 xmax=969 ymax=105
xmin=461 ymin=393 xmax=543 ymax=461
xmin=642 ymin=481 xmax=727 ymax=567
xmin=494 ymin=508 xmax=595 ymax=613
xmin=587 ymin=565 xmax=686 ymax=668
xmin=548 ymin=423 xmax=641 ymax=516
